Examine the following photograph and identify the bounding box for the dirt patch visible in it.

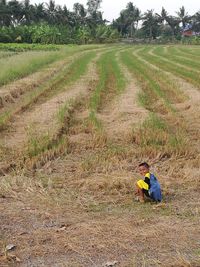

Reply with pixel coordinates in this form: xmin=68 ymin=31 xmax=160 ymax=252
xmin=1 ymin=168 xmax=200 ymax=267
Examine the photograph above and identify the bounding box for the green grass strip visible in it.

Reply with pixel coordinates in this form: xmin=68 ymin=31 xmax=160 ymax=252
xmin=0 ymin=51 xmax=96 ymax=130
xmin=120 ymin=49 xmax=175 ymax=113
xmin=0 ymin=44 xmax=103 ymax=87
xmin=146 ymin=46 xmax=200 ymax=88
xmin=156 ymin=46 xmax=200 ymax=71
xmin=178 ymin=46 xmax=200 ymax=57
xmin=89 ymin=49 xmax=126 ymax=130
xmin=170 ymin=46 xmax=200 ymax=63
xmin=90 ymin=49 xmax=126 ymax=112
xmin=0 ymin=43 xmax=60 ymax=51
xmin=131 ymin=112 xmax=188 ymax=157
xmin=0 ymin=51 xmax=61 ymax=86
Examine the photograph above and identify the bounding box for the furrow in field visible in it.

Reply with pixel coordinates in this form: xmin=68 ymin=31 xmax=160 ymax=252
xmin=171 ymin=47 xmax=200 ymax=64
xmin=177 ymin=46 xmax=200 ymax=58
xmin=137 ymin=46 xmax=200 ymax=89
xmin=155 ymin=47 xmax=200 ymax=73
xmin=119 ymin=47 xmax=193 ymax=157
xmin=135 ymin=47 xmax=186 ymax=104
xmin=0 ymin=56 xmax=75 ymax=111
xmin=0 ymin=47 xmax=102 ymax=112
xmin=148 ymin=47 xmax=200 ymax=73
xmin=128 ymin=48 xmax=184 ymax=112
xmin=0 ymin=46 xmax=200 ymax=267
xmin=87 ymin=48 xmax=127 ymax=131
xmin=134 ymin=46 xmax=200 ymax=154
xmin=0 ymin=45 xmax=103 ymax=87
xmin=97 ymin=51 xmax=148 ymax=142
xmin=0 ymin=50 xmax=99 ymax=131
xmin=164 ymin=76 xmax=200 ymax=153
xmin=0 ymin=51 xmax=102 ymax=172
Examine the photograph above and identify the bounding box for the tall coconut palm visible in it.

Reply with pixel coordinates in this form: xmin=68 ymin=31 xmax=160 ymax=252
xmin=192 ymin=11 xmax=200 ymax=31
xmin=87 ymin=0 xmax=102 ymax=16
xmin=176 ymin=6 xmax=191 ymax=28
xmin=165 ymin=15 xmax=180 ymax=37
xmin=0 ymin=0 xmax=11 ymax=26
xmin=142 ymin=9 xmax=160 ymax=40
xmin=125 ymin=2 xmax=141 ymax=37
xmin=156 ymin=7 xmax=168 ymax=24
xmin=46 ymin=0 xmax=57 ymax=24
xmin=112 ymin=2 xmax=141 ymax=37
xmin=8 ymin=0 xmax=23 ymax=25
xmin=22 ymin=0 xmax=34 ymax=25
xmin=73 ymin=3 xmax=87 ymax=26
xmin=33 ymin=3 xmax=45 ymax=23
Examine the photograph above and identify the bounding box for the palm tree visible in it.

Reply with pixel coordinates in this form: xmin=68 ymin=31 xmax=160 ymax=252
xmin=112 ymin=2 xmax=141 ymax=38
xmin=22 ymin=0 xmax=35 ymax=25
xmin=192 ymin=11 xmax=200 ymax=32
xmin=165 ymin=15 xmax=180 ymax=37
xmin=73 ymin=3 xmax=87 ymax=26
xmin=125 ymin=2 xmax=141 ymax=37
xmin=176 ymin=6 xmax=190 ymax=28
xmin=134 ymin=7 xmax=141 ymax=31
xmin=113 ymin=12 xmax=127 ymax=36
xmin=46 ymin=0 xmax=57 ymax=24
xmin=33 ymin=3 xmax=45 ymax=23
xmin=142 ymin=9 xmax=160 ymax=40
xmin=87 ymin=0 xmax=102 ymax=16
xmin=156 ymin=7 xmax=168 ymax=24
xmin=0 ymin=0 xmax=11 ymax=26
xmin=8 ymin=0 xmax=23 ymax=25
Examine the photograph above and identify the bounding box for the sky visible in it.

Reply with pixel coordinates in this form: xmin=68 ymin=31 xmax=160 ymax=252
xmin=32 ymin=0 xmax=200 ymax=22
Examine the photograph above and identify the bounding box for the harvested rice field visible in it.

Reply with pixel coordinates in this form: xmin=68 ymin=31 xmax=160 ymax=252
xmin=0 ymin=44 xmax=200 ymax=267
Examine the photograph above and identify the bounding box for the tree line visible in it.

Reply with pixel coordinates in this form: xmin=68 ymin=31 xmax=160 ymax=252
xmin=0 ymin=0 xmax=200 ymax=44
xmin=114 ymin=3 xmax=200 ymax=42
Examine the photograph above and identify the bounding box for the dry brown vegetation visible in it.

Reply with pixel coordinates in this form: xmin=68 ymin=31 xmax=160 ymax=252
xmin=0 ymin=44 xmax=200 ymax=267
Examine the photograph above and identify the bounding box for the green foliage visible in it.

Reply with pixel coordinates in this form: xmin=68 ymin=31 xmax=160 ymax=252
xmin=0 ymin=50 xmax=61 ymax=86
xmin=0 ymin=0 xmax=200 ymax=44
xmin=31 ymin=24 xmax=70 ymax=44
xmin=132 ymin=113 xmax=187 ymax=156
xmin=95 ymin=25 xmax=120 ymax=43
xmin=181 ymin=36 xmax=200 ymax=45
xmin=27 ymin=131 xmax=52 ymax=157
xmin=0 ymin=23 xmax=119 ymax=44
xmin=0 ymin=42 xmax=60 ymax=51
xmin=141 ymin=10 xmax=161 ymax=40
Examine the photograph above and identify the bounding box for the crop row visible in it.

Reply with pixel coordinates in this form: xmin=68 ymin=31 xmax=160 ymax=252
xmin=0 ymin=45 xmax=103 ymax=87
xmin=0 ymin=50 xmax=96 ymax=130
xmin=120 ymin=47 xmax=189 ymax=157
xmin=138 ymin=46 xmax=200 ymax=89
xmin=88 ymin=48 xmax=126 ymax=130
xmin=0 ymin=44 xmax=197 ymax=163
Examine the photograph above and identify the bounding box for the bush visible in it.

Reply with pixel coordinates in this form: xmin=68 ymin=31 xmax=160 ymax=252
xmin=0 ymin=32 xmax=12 ymax=43
xmin=181 ymin=36 xmax=200 ymax=45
